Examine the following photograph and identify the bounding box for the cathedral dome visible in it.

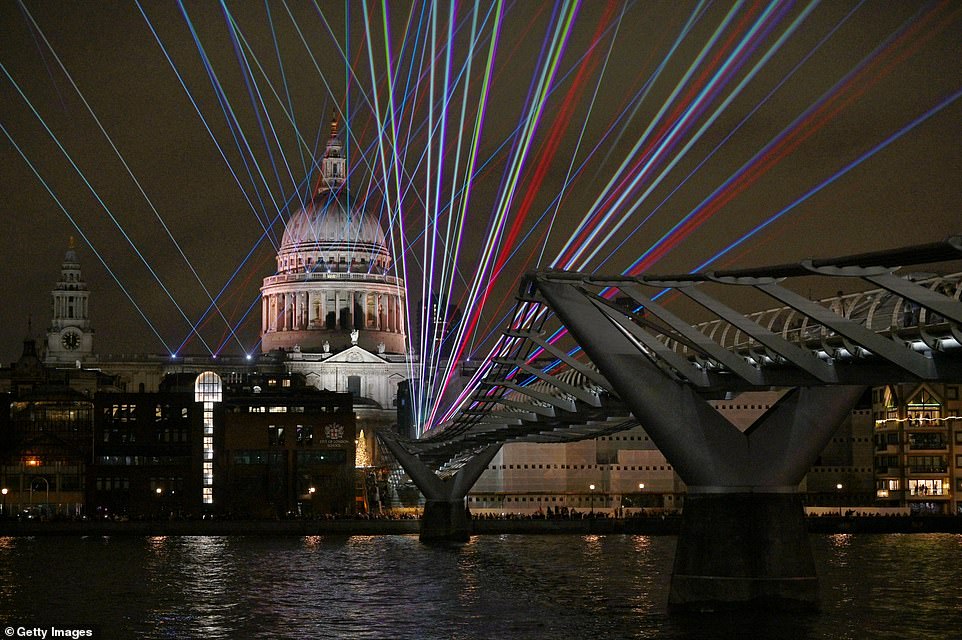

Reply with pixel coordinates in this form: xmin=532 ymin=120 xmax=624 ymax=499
xmin=277 ymin=190 xmax=391 ymax=274
xmin=260 ymin=111 xmax=406 ymax=356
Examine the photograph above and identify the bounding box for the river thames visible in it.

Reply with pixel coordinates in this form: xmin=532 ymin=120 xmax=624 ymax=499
xmin=1 ymin=533 xmax=960 ymax=639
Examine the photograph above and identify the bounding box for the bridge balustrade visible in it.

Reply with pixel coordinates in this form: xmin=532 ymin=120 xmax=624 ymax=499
xmin=678 ymin=272 xmax=962 ymax=360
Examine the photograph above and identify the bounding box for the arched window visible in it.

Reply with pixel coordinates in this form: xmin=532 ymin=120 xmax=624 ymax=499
xmin=194 ymin=371 xmax=223 ymax=403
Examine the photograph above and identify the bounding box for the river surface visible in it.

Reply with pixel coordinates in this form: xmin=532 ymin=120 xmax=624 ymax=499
xmin=1 ymin=533 xmax=960 ymax=639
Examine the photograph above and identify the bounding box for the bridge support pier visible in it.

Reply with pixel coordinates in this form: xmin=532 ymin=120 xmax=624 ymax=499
xmin=537 ymin=279 xmax=868 ymax=611
xmin=378 ymin=433 xmax=500 ymax=542
xmin=421 ymin=499 xmax=472 ymax=542
xmin=670 ymin=491 xmax=815 ymax=611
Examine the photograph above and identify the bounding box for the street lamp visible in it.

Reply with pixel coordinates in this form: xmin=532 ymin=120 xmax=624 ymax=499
xmin=836 ymin=483 xmax=843 ymax=516
xmin=1 ymin=488 xmax=7 ymax=517
xmin=589 ymin=484 xmax=595 ymax=515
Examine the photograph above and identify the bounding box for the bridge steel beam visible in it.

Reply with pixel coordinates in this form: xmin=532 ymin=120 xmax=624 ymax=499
xmin=537 ymin=279 xmax=865 ymax=612
xmin=378 ymin=433 xmax=500 ymax=542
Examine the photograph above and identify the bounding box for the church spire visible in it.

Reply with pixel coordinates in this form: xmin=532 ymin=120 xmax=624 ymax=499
xmin=314 ymin=108 xmax=346 ymax=195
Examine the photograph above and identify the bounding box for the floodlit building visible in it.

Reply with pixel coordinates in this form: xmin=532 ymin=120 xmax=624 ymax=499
xmin=260 ymin=115 xmax=407 ymax=357
xmin=44 ymin=239 xmax=95 ymax=367
xmin=86 ymin=117 xmax=414 ymax=443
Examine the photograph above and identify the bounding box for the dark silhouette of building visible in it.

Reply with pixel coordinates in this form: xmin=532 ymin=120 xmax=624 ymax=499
xmin=82 ymin=371 xmax=358 ymax=519
xmin=0 ymin=336 xmax=119 ymax=518
xmin=88 ymin=391 xmax=200 ymax=519
xmin=219 ymin=378 xmax=356 ymax=518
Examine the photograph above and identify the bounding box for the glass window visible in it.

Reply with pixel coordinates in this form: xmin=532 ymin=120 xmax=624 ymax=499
xmin=268 ymin=426 xmax=285 ymax=446
xmin=908 ymin=456 xmax=947 ymax=473
xmin=296 ymin=426 xmax=314 ymax=445
xmin=908 ymin=479 xmax=947 ymax=496
xmin=194 ymin=371 xmax=223 ymax=403
xmin=909 ymin=433 xmax=947 ymax=449
xmin=233 ymin=450 xmax=269 ymax=464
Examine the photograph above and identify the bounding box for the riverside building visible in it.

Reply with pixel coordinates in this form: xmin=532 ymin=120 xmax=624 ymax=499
xmin=872 ymin=383 xmax=962 ymax=514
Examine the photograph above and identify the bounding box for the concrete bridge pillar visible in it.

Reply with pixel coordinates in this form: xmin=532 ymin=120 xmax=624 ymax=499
xmin=670 ymin=491 xmax=816 ymax=611
xmin=538 ymin=280 xmax=865 ymax=611
xmin=421 ymin=499 xmax=472 ymax=542
xmin=378 ymin=433 xmax=500 ymax=542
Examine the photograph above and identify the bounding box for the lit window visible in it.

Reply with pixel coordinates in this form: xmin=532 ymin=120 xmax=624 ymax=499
xmin=195 ymin=372 xmax=222 ymax=506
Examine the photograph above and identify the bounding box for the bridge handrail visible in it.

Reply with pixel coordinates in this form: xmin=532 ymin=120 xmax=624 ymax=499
xmin=673 ymin=272 xmax=962 ymax=356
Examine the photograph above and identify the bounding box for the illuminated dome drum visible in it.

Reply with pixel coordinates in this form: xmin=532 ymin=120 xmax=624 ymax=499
xmin=260 ymin=117 xmax=406 ymax=354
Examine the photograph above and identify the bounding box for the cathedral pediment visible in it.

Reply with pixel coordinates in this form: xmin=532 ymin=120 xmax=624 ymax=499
xmin=323 ymin=345 xmax=387 ymax=364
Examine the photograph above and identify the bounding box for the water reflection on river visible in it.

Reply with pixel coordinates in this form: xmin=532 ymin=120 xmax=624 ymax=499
xmin=1 ymin=533 xmax=960 ymax=639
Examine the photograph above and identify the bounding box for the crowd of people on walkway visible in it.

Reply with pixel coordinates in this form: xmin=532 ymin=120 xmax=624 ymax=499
xmin=473 ymin=506 xmax=679 ymax=520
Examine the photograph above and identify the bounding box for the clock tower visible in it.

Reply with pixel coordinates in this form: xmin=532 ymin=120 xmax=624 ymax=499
xmin=45 ymin=238 xmax=94 ymax=365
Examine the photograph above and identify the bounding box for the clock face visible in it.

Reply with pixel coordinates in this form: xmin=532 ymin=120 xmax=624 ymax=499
xmin=61 ymin=331 xmax=80 ymax=350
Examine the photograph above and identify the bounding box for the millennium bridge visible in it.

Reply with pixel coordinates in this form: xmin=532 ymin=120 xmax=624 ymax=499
xmin=379 ymin=236 xmax=962 ymax=611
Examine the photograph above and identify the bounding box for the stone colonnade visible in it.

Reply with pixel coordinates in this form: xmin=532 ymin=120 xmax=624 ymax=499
xmin=55 ymin=294 xmax=89 ymax=321
xmin=262 ymin=289 xmax=404 ymax=335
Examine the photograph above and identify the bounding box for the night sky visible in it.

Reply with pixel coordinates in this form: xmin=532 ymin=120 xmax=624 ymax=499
xmin=1 ymin=1 xmax=960 ymax=365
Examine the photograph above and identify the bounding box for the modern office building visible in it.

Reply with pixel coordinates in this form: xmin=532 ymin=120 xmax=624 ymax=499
xmin=84 ymin=373 xmax=358 ymax=519
xmin=219 ymin=380 xmax=356 ymax=518
xmin=88 ymin=390 xmax=200 ymax=519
